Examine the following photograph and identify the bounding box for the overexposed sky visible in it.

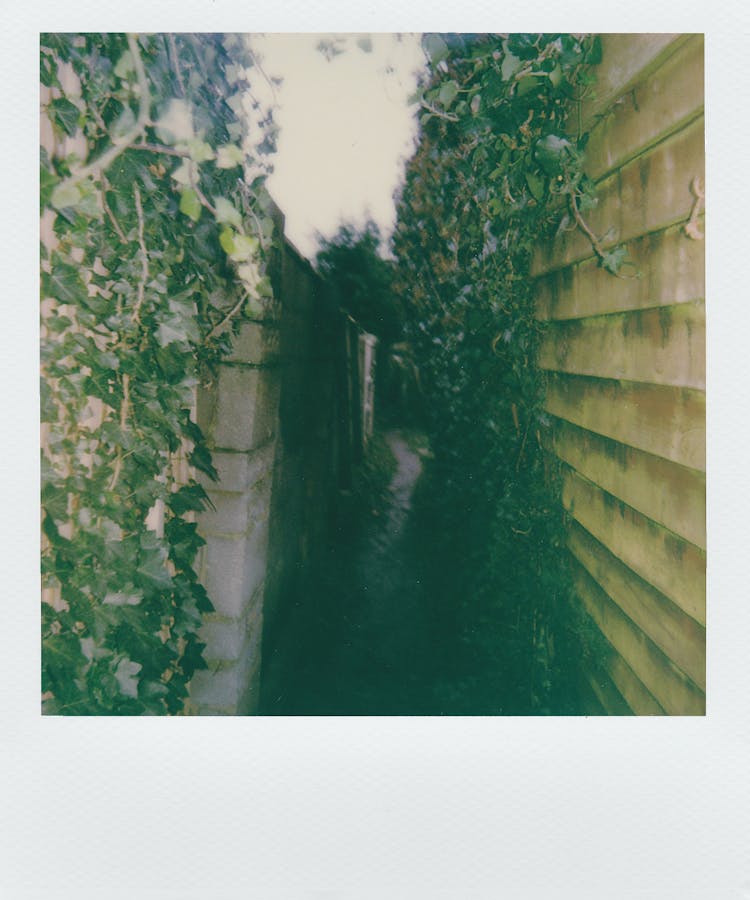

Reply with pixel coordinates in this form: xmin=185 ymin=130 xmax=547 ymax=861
xmin=251 ymin=33 xmax=427 ymax=259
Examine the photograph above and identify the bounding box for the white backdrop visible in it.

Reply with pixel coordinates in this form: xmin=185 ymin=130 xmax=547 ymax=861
xmin=4 ymin=4 xmax=749 ymax=898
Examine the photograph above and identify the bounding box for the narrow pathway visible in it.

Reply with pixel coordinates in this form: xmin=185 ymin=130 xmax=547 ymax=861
xmin=268 ymin=430 xmax=436 ymax=715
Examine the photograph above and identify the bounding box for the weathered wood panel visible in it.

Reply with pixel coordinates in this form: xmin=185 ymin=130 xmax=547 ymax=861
xmin=579 ymin=34 xmax=687 ymax=127
xmin=533 ymin=116 xmax=705 ymax=276
xmin=545 ymin=373 xmax=705 ymax=472
xmin=568 ymin=520 xmax=705 ymax=688
xmin=551 ymin=419 xmax=705 ymax=548
xmin=584 ymin=35 xmax=704 ymax=180
xmin=562 ymin=467 xmax=705 ymax=625
xmin=584 ymin=660 xmax=634 ymax=716
xmin=571 ymin=561 xmax=705 ymax=715
xmin=580 ymin=626 xmax=664 ymax=716
xmin=539 ymin=301 xmax=705 ymax=389
xmin=536 ymin=222 xmax=705 ymax=321
xmin=535 ymin=34 xmax=705 ymax=714
xmin=604 ymin=649 xmax=665 ymax=716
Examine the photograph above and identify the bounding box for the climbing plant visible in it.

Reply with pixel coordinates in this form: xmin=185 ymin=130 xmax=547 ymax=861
xmin=315 ymin=221 xmax=400 ymax=345
xmin=40 ymin=33 xmax=278 ymax=714
xmin=393 ymin=33 xmax=607 ymax=712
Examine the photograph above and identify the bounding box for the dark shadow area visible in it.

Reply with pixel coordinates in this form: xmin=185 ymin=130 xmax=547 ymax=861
xmin=260 ymin=428 xmax=437 ymax=714
xmin=259 ymin=419 xmax=583 ymax=716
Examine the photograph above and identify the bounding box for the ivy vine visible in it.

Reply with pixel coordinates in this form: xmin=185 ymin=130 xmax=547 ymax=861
xmin=393 ymin=33 xmax=607 ymax=711
xmin=40 ymin=33 xmax=277 ymax=714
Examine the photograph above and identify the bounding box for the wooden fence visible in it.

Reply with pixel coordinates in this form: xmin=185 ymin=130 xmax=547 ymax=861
xmin=533 ymin=34 xmax=706 ymax=714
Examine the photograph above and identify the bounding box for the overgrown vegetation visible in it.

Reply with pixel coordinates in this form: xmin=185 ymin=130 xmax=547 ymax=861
xmin=315 ymin=221 xmax=401 ymax=345
xmin=393 ymin=33 xmax=609 ymax=712
xmin=40 ymin=33 xmax=277 ymax=714
xmin=332 ymin=430 xmax=398 ymax=546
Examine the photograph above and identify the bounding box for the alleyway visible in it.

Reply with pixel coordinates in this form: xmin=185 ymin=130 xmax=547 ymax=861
xmin=262 ymin=430 xmax=438 ymax=715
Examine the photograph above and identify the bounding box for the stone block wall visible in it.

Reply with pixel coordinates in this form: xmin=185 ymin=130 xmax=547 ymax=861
xmin=189 ymin=216 xmax=340 ymax=715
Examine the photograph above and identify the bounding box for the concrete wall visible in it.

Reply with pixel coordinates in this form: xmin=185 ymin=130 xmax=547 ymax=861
xmin=190 ymin=220 xmax=340 ymax=715
xmin=533 ymin=35 xmax=705 ymax=714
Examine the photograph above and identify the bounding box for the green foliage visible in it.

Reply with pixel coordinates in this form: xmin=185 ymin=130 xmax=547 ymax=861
xmin=393 ymin=33 xmax=605 ymax=712
xmin=40 ymin=33 xmax=278 ymax=714
xmin=315 ymin=221 xmax=402 ymax=345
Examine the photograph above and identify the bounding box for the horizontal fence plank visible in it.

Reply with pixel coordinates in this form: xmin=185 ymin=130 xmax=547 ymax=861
xmin=544 ymin=373 xmax=705 ymax=471
xmin=604 ymin=647 xmax=665 ymax=715
xmin=578 ymin=671 xmax=610 ymax=715
xmin=571 ymin=559 xmax=706 ymax=715
xmin=584 ymin=661 xmax=634 ymax=716
xmin=585 ymin=35 xmax=704 ymax=181
xmin=568 ymin=519 xmax=706 ymax=689
xmin=580 ymin=34 xmax=687 ymax=128
xmin=535 ymin=222 xmax=705 ymax=321
xmin=539 ymin=300 xmax=705 ymax=390
xmin=576 ymin=621 xmax=662 ymax=715
xmin=551 ymin=419 xmax=706 ymax=548
xmin=532 ymin=115 xmax=704 ymax=276
xmin=562 ymin=467 xmax=706 ymax=625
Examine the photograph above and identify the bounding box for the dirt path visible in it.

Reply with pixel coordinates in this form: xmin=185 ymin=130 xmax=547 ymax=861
xmin=266 ymin=430 xmax=436 ymax=715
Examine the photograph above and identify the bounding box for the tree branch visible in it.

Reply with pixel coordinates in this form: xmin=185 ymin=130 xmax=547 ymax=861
xmin=420 ymin=99 xmax=459 ymax=122
xmin=132 ymin=142 xmax=189 ymax=159
xmin=167 ymin=34 xmax=186 ymax=97
xmin=568 ymin=192 xmax=605 ymax=259
xmin=205 ymin=294 xmax=248 ymax=342
xmin=53 ymin=33 xmax=151 ymax=194
xmin=107 ymin=372 xmax=131 ymax=491
xmin=132 ymin=184 xmax=149 ymax=324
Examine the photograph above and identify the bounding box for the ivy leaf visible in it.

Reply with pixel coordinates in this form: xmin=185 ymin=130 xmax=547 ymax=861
xmin=516 ymin=75 xmax=541 ymax=97
xmin=501 ymin=50 xmax=522 ymax=81
xmin=140 ymin=679 xmax=169 ymax=702
xmin=216 ymin=143 xmax=245 ymax=169
xmin=42 ymin=256 xmax=84 ymax=304
xmin=229 ymin=234 xmax=258 ymax=262
xmin=600 ymin=245 xmax=628 ymax=275
xmin=424 ymin=34 xmax=449 ymax=65
xmin=587 ymin=36 xmax=603 ymax=66
xmin=40 ymin=52 xmax=60 ymax=88
xmin=112 ymin=106 xmax=136 ymax=143
xmin=189 ymin=441 xmax=219 ymax=481
xmin=50 ymin=180 xmax=82 ymax=211
xmin=156 ymin=316 xmax=189 ymax=347
xmin=114 ymin=657 xmax=142 ymax=699
xmin=534 ymin=134 xmax=571 ymax=175
xmin=155 ymin=98 xmax=195 ymax=145
xmin=171 ymin=159 xmax=195 ymax=186
xmin=40 ymin=165 xmax=59 ymax=210
xmin=179 ymin=635 xmax=209 ymax=678
xmin=136 ymin=547 xmax=174 ymax=591
xmin=438 ymin=80 xmax=459 ymax=108
xmin=187 ymin=139 xmax=216 ymax=163
xmin=42 ymin=633 xmax=87 ymax=692
xmin=169 ymin=482 xmax=213 ymax=516
xmin=547 ymin=64 xmax=562 ymax=89
xmin=525 ymin=171 xmax=545 ymax=201
xmin=213 ymin=196 xmax=243 ymax=228
xmin=113 ymin=49 xmax=135 ymax=79
xmin=179 ymin=188 xmax=202 ymax=222
xmin=103 ymin=587 xmax=144 ymax=606
xmin=219 ymin=227 xmax=236 ymax=256
xmin=48 ymin=98 xmax=80 ymax=136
